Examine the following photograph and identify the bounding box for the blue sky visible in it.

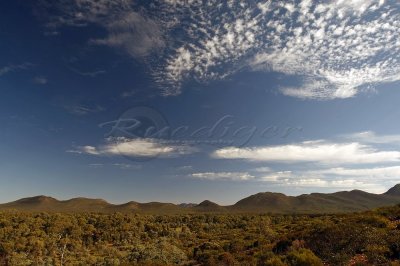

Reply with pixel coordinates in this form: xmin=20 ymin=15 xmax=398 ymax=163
xmin=1 ymin=0 xmax=400 ymax=204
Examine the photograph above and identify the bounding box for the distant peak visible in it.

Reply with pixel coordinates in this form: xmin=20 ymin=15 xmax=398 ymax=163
xmin=124 ymin=201 xmax=139 ymax=205
xmin=385 ymin=184 xmax=400 ymax=196
xmin=197 ymin=200 xmax=220 ymax=207
xmin=65 ymin=197 xmax=109 ymax=204
xmin=16 ymin=195 xmax=57 ymax=203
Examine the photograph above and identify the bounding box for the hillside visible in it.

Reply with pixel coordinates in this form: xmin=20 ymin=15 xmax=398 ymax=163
xmin=0 ymin=197 xmax=183 ymax=214
xmin=194 ymin=200 xmax=227 ymax=212
xmin=384 ymin=184 xmax=400 ymax=196
xmin=1 ymin=185 xmax=400 ymax=214
xmin=230 ymin=189 xmax=400 ymax=213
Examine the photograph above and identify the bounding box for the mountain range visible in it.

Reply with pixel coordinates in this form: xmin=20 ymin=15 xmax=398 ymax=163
xmin=1 ymin=184 xmax=400 ymax=214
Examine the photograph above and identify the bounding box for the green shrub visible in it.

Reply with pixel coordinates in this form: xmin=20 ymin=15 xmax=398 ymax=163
xmin=285 ymin=248 xmax=323 ymax=266
xmin=265 ymin=256 xmax=286 ymax=266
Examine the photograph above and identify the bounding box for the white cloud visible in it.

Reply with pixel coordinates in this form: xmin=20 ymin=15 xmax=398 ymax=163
xmin=280 ymin=78 xmax=343 ymax=99
xmin=278 ymin=177 xmax=384 ymax=193
xmin=249 ymin=0 xmax=400 ymax=99
xmin=191 ymin=172 xmax=255 ymax=181
xmin=334 ymin=0 xmax=383 ymax=15
xmin=345 ymin=131 xmax=400 ymax=145
xmin=251 ymin=167 xmax=388 ymax=193
xmin=152 ymin=0 xmax=400 ymax=97
xmin=311 ymin=165 xmax=400 ymax=179
xmin=67 ymin=145 xmax=99 ymax=155
xmin=42 ymin=0 xmax=400 ymax=98
xmin=212 ymin=141 xmax=400 ymax=164
xmin=111 ymin=163 xmax=142 ymax=170
xmin=205 ymin=132 xmax=400 ymax=191
xmin=68 ymin=138 xmax=196 ymax=158
xmin=284 ymin=178 xmax=328 ymax=187
xmin=187 ymin=164 xmax=400 ymax=189
xmin=88 ymin=163 xmax=142 ymax=169
xmin=188 ymin=166 xmax=398 ymax=191
xmin=259 ymin=171 xmax=292 ymax=182
xmin=100 ymin=138 xmax=174 ymax=157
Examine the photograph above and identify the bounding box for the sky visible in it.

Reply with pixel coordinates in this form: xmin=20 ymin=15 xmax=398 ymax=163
xmin=1 ymin=0 xmax=400 ymax=205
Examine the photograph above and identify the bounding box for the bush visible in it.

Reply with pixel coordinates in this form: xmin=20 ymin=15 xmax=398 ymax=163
xmin=264 ymin=256 xmax=286 ymax=266
xmin=285 ymin=248 xmax=323 ymax=266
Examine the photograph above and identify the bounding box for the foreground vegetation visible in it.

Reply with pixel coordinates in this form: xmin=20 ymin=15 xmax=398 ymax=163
xmin=1 ymin=205 xmax=400 ymax=265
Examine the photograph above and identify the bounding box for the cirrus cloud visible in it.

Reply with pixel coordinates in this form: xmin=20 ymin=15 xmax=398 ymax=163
xmin=41 ymin=0 xmax=400 ymax=99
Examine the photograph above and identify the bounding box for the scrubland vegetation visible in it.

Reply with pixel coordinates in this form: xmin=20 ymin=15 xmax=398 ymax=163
xmin=1 ymin=205 xmax=400 ymax=265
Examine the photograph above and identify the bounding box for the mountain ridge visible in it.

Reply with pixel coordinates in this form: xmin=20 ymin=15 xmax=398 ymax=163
xmin=385 ymin=184 xmax=400 ymax=196
xmin=1 ymin=185 xmax=400 ymax=214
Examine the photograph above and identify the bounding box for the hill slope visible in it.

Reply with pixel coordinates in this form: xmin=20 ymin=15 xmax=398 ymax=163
xmin=230 ymin=189 xmax=400 ymax=213
xmin=0 ymin=197 xmax=182 ymax=214
xmin=194 ymin=200 xmax=227 ymax=212
xmin=1 ymin=185 xmax=400 ymax=214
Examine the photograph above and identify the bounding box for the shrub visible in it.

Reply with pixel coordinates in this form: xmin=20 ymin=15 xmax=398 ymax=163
xmin=285 ymin=248 xmax=323 ymax=266
xmin=264 ymin=256 xmax=286 ymax=266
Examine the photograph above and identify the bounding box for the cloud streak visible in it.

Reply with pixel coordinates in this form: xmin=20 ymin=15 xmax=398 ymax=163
xmin=310 ymin=165 xmax=400 ymax=179
xmin=63 ymin=104 xmax=105 ymax=116
xmin=188 ymin=165 xmax=398 ymax=193
xmin=68 ymin=138 xmax=197 ymax=158
xmin=345 ymin=131 xmax=400 ymax=145
xmin=250 ymin=165 xmax=400 ymax=193
xmin=0 ymin=63 xmax=33 ymax=77
xmin=212 ymin=141 xmax=400 ymax=164
xmin=190 ymin=172 xmax=255 ymax=181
